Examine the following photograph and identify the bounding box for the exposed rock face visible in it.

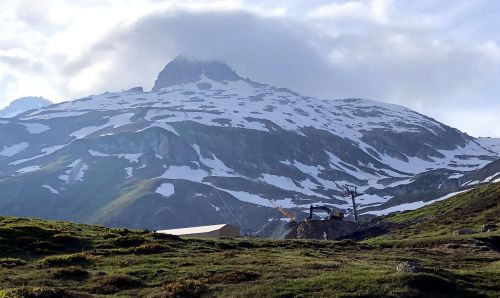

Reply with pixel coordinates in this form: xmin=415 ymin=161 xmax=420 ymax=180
xmin=286 ymin=219 xmax=360 ymax=240
xmin=453 ymin=228 xmax=476 ymax=235
xmin=126 ymin=87 xmax=144 ymax=93
xmin=396 ymin=261 xmax=421 ymax=273
xmin=152 ymin=56 xmax=240 ymax=91
xmin=254 ymin=219 xmax=293 ymax=239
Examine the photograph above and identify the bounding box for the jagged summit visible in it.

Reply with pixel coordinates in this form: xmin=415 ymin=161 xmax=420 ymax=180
xmin=152 ymin=56 xmax=240 ymax=91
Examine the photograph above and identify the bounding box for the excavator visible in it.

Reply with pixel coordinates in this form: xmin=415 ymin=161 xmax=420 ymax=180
xmin=308 ymin=205 xmax=344 ymax=221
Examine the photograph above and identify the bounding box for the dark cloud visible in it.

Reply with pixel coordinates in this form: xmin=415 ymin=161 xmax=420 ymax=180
xmin=66 ymin=8 xmax=500 ymax=108
xmin=62 ymin=9 xmax=334 ymax=96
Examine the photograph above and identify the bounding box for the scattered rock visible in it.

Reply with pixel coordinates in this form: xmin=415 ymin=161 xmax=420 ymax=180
xmin=95 ymin=271 xmax=107 ymax=277
xmin=125 ymin=86 xmax=143 ymax=93
xmin=453 ymin=228 xmax=476 ymax=235
xmin=154 ymin=269 xmax=166 ymax=277
xmin=480 ymin=224 xmax=497 ymax=233
xmin=442 ymin=243 xmax=461 ymax=249
xmin=396 ymin=261 xmax=421 ymax=273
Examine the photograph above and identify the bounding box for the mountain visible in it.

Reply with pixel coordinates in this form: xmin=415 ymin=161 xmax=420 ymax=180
xmin=0 ymin=96 xmax=52 ymax=118
xmin=0 ymin=56 xmax=499 ymax=231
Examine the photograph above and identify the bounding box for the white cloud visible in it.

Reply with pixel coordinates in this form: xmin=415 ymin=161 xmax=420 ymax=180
xmin=438 ymin=107 xmax=500 ymax=138
xmin=307 ymin=0 xmax=392 ymax=24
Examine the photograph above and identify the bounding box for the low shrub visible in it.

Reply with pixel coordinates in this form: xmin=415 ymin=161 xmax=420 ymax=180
xmin=115 ymin=228 xmax=132 ymax=236
xmin=0 ymin=258 xmax=27 ymax=268
xmin=2 ymin=286 xmax=86 ymax=298
xmin=206 ymin=270 xmax=260 ymax=284
xmin=304 ymin=262 xmax=340 ymax=270
xmin=114 ymin=236 xmax=146 ymax=247
xmin=11 ymin=225 xmax=55 ymax=237
xmin=41 ymin=253 xmax=93 ymax=267
xmin=151 ymin=232 xmax=182 ymax=241
xmin=51 ymin=267 xmax=89 ymax=280
xmin=149 ymin=279 xmax=207 ymax=298
xmin=133 ymin=243 xmax=170 ymax=255
xmin=236 ymin=241 xmax=255 ymax=248
xmin=403 ymin=273 xmax=455 ymax=293
xmin=215 ymin=242 xmax=236 ymax=250
xmin=15 ymin=237 xmax=62 ymax=254
xmin=92 ymin=274 xmax=143 ymax=294
xmin=52 ymin=233 xmax=86 ymax=247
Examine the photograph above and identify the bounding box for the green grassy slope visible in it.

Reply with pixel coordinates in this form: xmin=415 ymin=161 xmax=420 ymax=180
xmin=365 ymin=183 xmax=500 ymax=244
xmin=0 ymin=184 xmax=499 ymax=297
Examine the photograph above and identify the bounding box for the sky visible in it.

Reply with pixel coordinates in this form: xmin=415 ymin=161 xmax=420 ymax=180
xmin=1 ymin=0 xmax=499 ymax=137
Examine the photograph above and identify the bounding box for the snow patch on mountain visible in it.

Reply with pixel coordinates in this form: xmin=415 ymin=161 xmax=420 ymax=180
xmin=71 ymin=113 xmax=134 ymax=139
xmin=58 ymin=159 xmax=89 ymax=183
xmin=124 ymin=167 xmax=133 ymax=178
xmin=42 ymin=184 xmax=59 ymax=195
xmin=210 ymin=204 xmax=221 ymax=211
xmin=10 ymin=145 xmax=65 ymax=166
xmin=1 ymin=142 xmax=29 ymax=157
xmin=23 ymin=123 xmax=50 ymax=134
xmin=156 ymin=183 xmax=175 ymax=198
xmin=23 ymin=111 xmax=87 ymax=120
xmin=88 ymin=149 xmax=142 ymax=163
xmin=160 ymin=165 xmax=206 ymax=182
xmin=365 ymin=189 xmax=472 ymax=216
xmin=140 ymin=122 xmax=179 ymax=136
xmin=477 ymin=137 xmax=500 ymax=155
xmin=193 ymin=144 xmax=234 ymax=176
xmin=483 ymin=172 xmax=500 ymax=183
xmin=16 ymin=165 xmax=40 ymax=174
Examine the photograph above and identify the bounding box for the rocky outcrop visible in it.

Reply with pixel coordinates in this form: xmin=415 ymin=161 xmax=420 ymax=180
xmin=152 ymin=56 xmax=240 ymax=91
xmin=453 ymin=228 xmax=476 ymax=235
xmin=254 ymin=219 xmax=293 ymax=239
xmin=396 ymin=261 xmax=421 ymax=273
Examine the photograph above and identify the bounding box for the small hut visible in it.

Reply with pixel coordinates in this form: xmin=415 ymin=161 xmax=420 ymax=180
xmin=157 ymin=224 xmax=240 ymax=239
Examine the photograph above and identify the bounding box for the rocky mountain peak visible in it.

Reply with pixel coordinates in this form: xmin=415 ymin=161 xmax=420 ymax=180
xmin=152 ymin=56 xmax=240 ymax=91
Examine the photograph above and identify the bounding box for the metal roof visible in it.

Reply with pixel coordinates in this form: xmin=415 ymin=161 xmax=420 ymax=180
xmin=157 ymin=224 xmax=229 ymax=235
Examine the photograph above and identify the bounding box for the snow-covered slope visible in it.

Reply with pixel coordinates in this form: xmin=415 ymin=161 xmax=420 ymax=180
xmin=0 ymin=96 xmax=52 ymax=118
xmin=477 ymin=137 xmax=500 ymax=156
xmin=0 ymin=57 xmax=498 ymax=230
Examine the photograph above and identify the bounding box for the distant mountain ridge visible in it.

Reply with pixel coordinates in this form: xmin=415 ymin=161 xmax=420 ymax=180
xmin=0 ymin=56 xmax=499 ymax=231
xmin=0 ymin=96 xmax=52 ymax=118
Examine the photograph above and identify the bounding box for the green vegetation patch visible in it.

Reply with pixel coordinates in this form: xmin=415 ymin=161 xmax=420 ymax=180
xmin=40 ymin=253 xmax=94 ymax=267
xmin=0 ymin=184 xmax=499 ymax=297
xmin=0 ymin=287 xmax=88 ymax=298
xmin=51 ymin=267 xmax=89 ymax=280
xmin=0 ymin=258 xmax=27 ymax=268
xmin=149 ymin=279 xmax=208 ymax=298
xmin=91 ymin=274 xmax=144 ymax=294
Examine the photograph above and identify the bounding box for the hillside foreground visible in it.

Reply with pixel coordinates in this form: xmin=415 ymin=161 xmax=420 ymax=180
xmin=0 ymin=184 xmax=499 ymax=297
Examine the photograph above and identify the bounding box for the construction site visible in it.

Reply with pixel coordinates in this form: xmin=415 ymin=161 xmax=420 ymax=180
xmin=159 ymin=185 xmax=368 ymax=240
